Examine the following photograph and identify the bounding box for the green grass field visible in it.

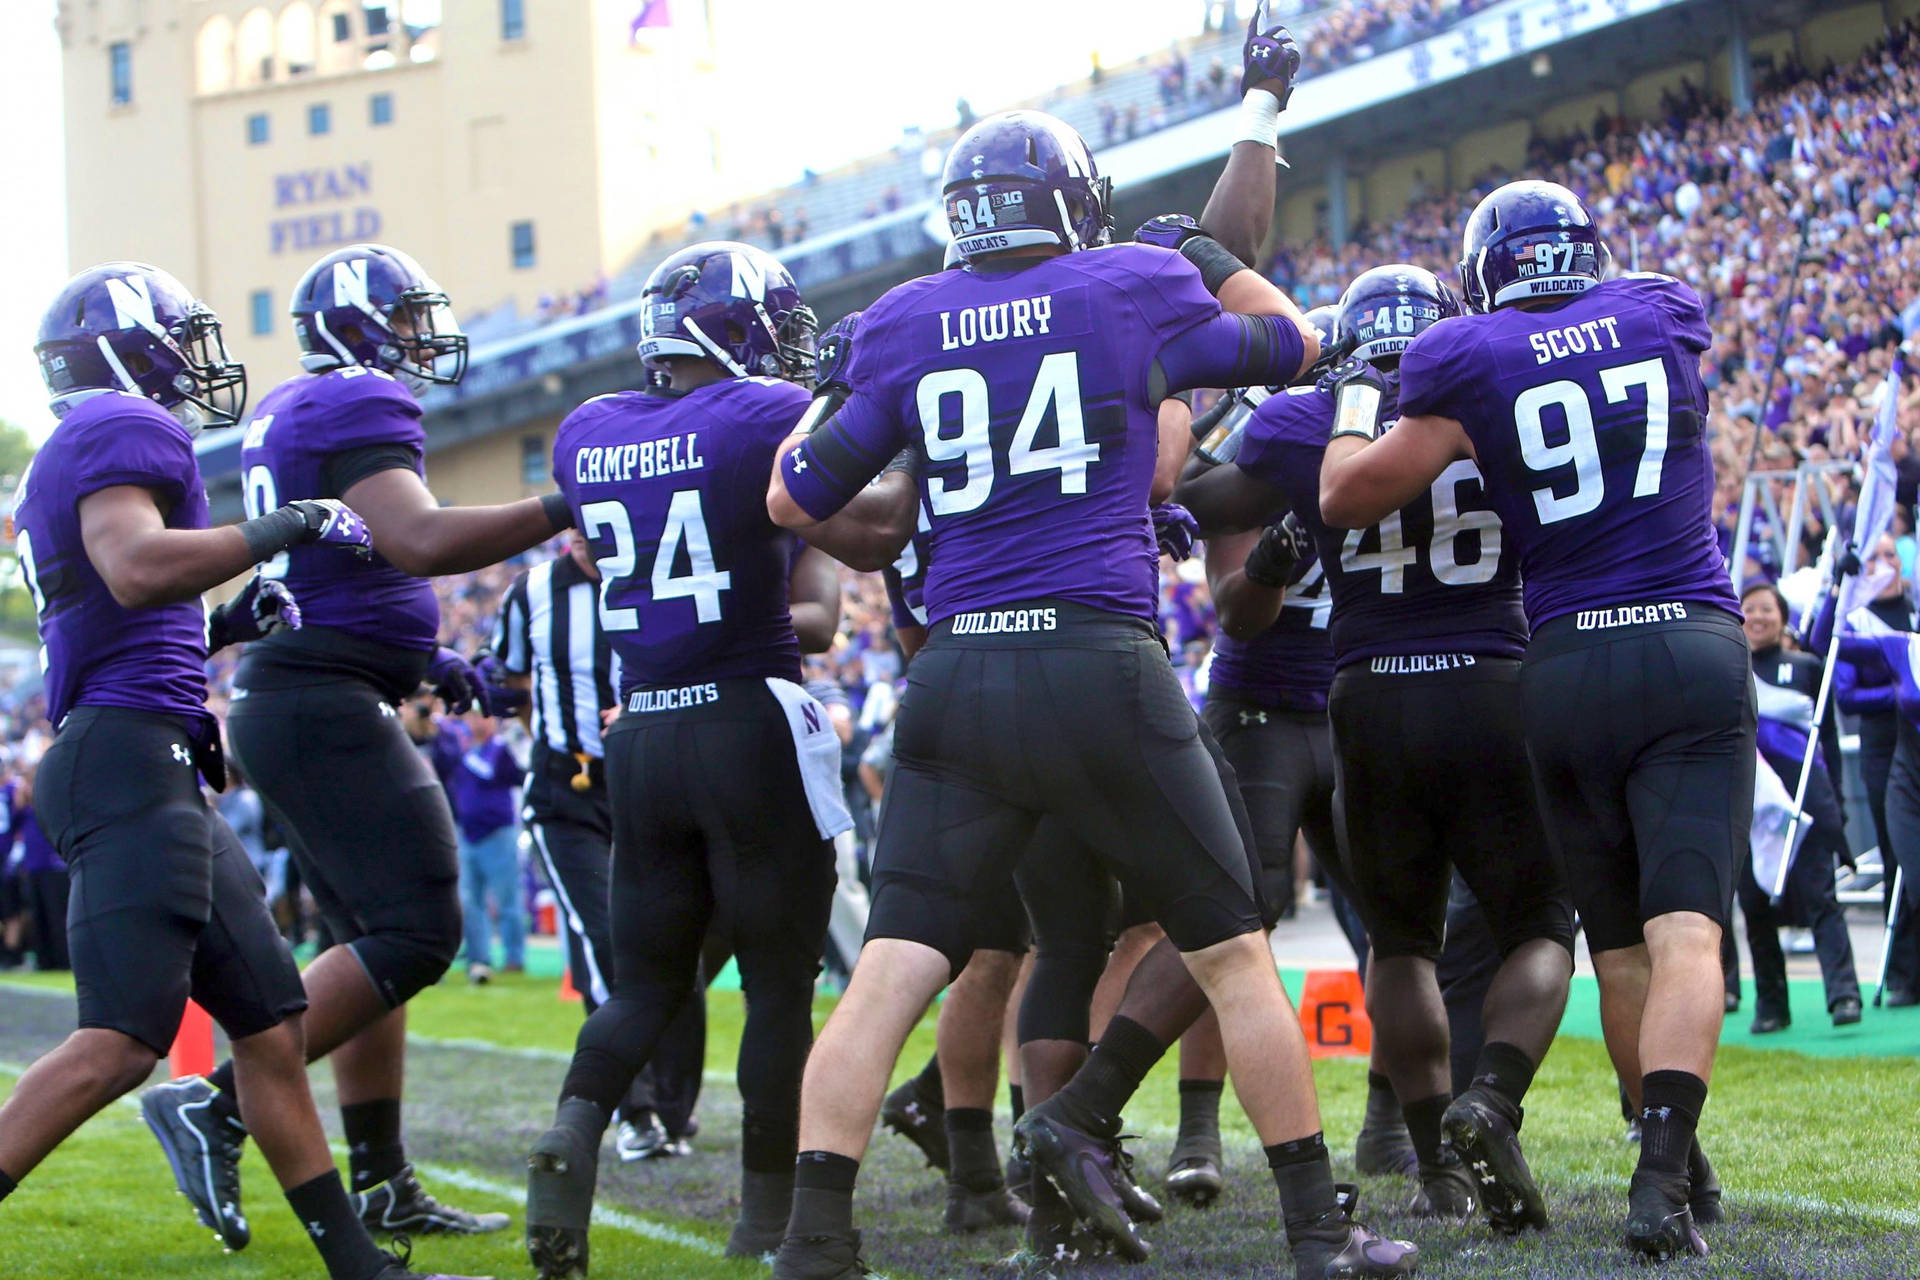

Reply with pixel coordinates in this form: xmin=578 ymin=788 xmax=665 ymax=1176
xmin=3 ymin=966 xmax=1918 ymax=1279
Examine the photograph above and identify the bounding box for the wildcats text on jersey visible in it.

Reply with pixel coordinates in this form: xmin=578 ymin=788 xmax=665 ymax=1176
xmin=1574 ymin=601 xmax=1692 ymax=630
xmin=626 ymin=682 xmax=722 ymax=713
xmin=948 ymin=607 xmax=1059 ymax=635
xmin=574 ymin=435 xmax=706 ymax=485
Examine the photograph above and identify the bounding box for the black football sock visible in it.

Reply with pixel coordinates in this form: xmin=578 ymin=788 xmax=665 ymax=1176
xmin=1403 ymin=1093 xmax=1452 ymax=1170
xmin=1266 ymin=1132 xmax=1338 ymax=1232
xmin=1470 ymin=1041 xmax=1537 ymax=1121
xmin=1637 ymin=1070 xmax=1707 ymax=1184
xmin=285 ymin=1169 xmax=393 ymax=1280
xmin=945 ymin=1108 xmax=1003 ymax=1192
xmin=1363 ymin=1071 xmax=1403 ymax=1131
xmin=789 ymin=1150 xmax=859 ymax=1239
xmin=912 ymin=1055 xmax=945 ymax=1108
xmin=1046 ymin=1016 xmax=1165 ymax=1138
xmin=342 ymin=1098 xmax=406 ymax=1192
xmin=1174 ymin=1079 xmax=1223 ymax=1156
xmin=205 ymin=1059 xmax=244 ymax=1125
xmin=0 ymin=1167 xmax=17 ymax=1202
xmin=1007 ymin=1083 xmax=1025 ymax=1127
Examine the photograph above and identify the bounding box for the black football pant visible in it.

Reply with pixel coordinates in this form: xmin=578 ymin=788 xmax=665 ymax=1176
xmin=558 ymin=681 xmax=835 ymax=1174
xmin=528 ymin=805 xmax=705 ymax=1137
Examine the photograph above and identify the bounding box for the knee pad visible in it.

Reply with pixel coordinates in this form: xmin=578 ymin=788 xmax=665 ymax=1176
xmin=350 ymin=887 xmax=463 ymax=1007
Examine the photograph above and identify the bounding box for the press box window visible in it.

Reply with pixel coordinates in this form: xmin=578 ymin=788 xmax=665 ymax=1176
xmin=511 ymin=221 xmax=536 ymax=269
xmin=521 ymin=436 xmax=547 ymax=486
xmin=246 ymin=112 xmax=270 ymax=145
xmin=501 ymin=0 xmax=526 ymax=40
xmin=309 ymin=102 xmax=331 ymax=136
xmin=250 ymin=290 xmax=274 ymax=337
xmin=371 ymin=93 xmax=394 ymax=126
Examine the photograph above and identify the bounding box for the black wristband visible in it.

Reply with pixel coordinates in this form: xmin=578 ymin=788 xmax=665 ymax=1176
xmin=236 ymin=506 xmax=309 ymax=564
xmin=541 ymin=492 xmax=573 ymax=533
xmin=1178 ymin=234 xmax=1248 ymax=297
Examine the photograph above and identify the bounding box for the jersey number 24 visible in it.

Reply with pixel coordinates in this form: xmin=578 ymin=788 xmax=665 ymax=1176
xmin=580 ymin=492 xmax=728 ymax=631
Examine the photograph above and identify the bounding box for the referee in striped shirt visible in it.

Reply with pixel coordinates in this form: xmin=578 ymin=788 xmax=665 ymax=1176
xmin=494 ymin=532 xmax=704 ymax=1161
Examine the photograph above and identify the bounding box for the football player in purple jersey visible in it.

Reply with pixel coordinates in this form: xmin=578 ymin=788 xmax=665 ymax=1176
xmin=522 ymin=243 xmax=907 ymax=1278
xmin=1187 ymin=263 xmax=1576 ymax=1234
xmin=765 ymin=103 xmax=1416 ymax=1279
xmin=1320 ymin=180 xmax=1754 ymax=1260
xmin=1 ymin=264 xmax=480 ymax=1280
xmin=140 ymin=244 xmax=573 ymax=1249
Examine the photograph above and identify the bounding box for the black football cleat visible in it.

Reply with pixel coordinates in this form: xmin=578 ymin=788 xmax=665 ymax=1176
xmin=1686 ymin=1142 xmax=1723 ymax=1226
xmin=1289 ymin=1187 xmax=1419 ymax=1278
xmin=140 ymin=1075 xmax=251 ymax=1252
xmin=879 ymin=1076 xmax=949 ymax=1172
xmin=526 ymin=1126 xmax=598 ymax=1278
xmin=1005 ymin=1146 xmax=1032 ymax=1198
xmin=1408 ymin=1157 xmax=1476 ymax=1220
xmin=1020 ymin=1193 xmax=1110 ymax=1269
xmin=1626 ymin=1171 xmax=1709 ymax=1260
xmin=769 ymin=1230 xmax=870 ymax=1279
xmin=1110 ymin=1138 xmax=1164 ymax=1222
xmin=1015 ymin=1108 xmax=1150 ymax=1261
xmin=358 ymin=1164 xmax=509 ymax=1236
xmin=944 ymin=1180 xmax=1030 ymax=1233
xmin=1443 ymin=1087 xmax=1549 ymax=1233
xmin=614 ymin=1112 xmax=671 ymax=1163
xmin=1165 ymin=1152 xmax=1225 ymax=1210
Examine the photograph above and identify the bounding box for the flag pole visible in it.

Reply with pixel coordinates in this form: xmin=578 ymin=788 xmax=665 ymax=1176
xmin=1875 ymin=866 xmax=1903 ymax=1007
xmin=1775 ymin=531 xmax=1841 ymax=901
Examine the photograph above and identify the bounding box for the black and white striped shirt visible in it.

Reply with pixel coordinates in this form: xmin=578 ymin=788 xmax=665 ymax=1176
xmin=494 ymin=554 xmax=619 ymax=759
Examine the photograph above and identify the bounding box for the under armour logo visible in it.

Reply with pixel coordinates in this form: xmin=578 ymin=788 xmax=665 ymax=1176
xmin=791 ymin=455 xmax=808 ymax=473
xmin=306 ymin=1220 xmax=325 ymax=1239
xmin=1239 ymin=710 xmax=1268 ymax=726
xmin=170 ymin=743 xmax=193 ymax=765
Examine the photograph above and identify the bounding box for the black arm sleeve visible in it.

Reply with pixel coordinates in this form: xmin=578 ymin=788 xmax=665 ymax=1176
xmin=1147 ymin=312 xmax=1305 ymax=405
xmin=323 ymin=442 xmax=422 ymax=497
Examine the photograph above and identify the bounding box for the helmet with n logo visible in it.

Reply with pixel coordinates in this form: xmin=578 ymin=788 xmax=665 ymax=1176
xmin=35 ymin=262 xmax=247 ymax=428
xmin=289 ymin=244 xmax=468 ymax=390
xmin=637 ymin=241 xmax=817 ymax=382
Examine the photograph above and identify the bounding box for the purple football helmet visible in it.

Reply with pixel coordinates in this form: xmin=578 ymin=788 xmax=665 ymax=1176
xmin=290 ymin=244 xmax=468 ymax=389
xmin=636 ymin=241 xmax=817 ymax=382
xmin=942 ymin=111 xmax=1113 ymax=261
xmin=1457 ymin=180 xmax=1611 ymax=314
xmin=1335 ymin=264 xmax=1461 ymax=364
xmin=35 ymin=262 xmax=247 ymax=428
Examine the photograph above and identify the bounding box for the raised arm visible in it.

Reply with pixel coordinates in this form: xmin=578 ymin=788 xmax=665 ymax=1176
xmin=1200 ymin=4 xmax=1301 ymax=264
